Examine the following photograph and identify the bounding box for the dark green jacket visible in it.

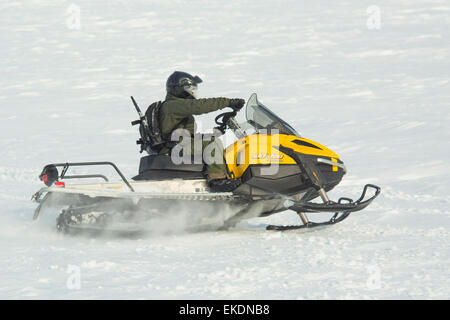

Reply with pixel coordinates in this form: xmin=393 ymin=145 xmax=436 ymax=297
xmin=159 ymin=93 xmax=231 ymax=138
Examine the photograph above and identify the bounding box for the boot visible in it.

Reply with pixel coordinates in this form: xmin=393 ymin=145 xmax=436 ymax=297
xmin=208 ymin=178 xmax=242 ymax=192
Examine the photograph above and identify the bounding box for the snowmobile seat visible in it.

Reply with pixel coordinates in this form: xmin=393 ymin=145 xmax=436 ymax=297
xmin=132 ymin=155 xmax=206 ymax=181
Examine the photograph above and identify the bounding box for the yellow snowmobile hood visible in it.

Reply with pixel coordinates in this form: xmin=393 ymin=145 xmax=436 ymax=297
xmin=225 ymin=133 xmax=341 ymax=179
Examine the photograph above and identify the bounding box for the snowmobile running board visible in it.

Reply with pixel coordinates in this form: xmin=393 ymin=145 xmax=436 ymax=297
xmin=266 ymin=184 xmax=381 ymax=231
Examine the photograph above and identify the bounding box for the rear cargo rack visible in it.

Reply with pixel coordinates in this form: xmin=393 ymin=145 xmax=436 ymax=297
xmin=45 ymin=162 xmax=135 ymax=192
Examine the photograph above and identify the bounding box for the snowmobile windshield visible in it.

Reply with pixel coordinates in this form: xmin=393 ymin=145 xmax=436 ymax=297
xmin=245 ymin=93 xmax=300 ymax=136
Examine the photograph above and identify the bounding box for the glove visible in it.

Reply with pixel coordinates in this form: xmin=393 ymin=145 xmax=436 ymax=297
xmin=228 ymin=98 xmax=245 ymax=111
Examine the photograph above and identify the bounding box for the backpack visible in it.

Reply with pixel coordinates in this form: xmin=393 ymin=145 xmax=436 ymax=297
xmin=132 ymin=101 xmax=168 ymax=154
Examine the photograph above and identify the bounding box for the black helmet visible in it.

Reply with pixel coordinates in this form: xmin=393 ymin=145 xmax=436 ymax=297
xmin=166 ymin=71 xmax=203 ymax=99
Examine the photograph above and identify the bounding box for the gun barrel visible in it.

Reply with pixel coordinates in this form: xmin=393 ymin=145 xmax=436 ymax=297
xmin=130 ymin=96 xmax=143 ymax=115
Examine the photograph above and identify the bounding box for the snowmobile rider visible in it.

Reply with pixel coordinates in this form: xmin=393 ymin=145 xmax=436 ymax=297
xmin=158 ymin=71 xmax=245 ymax=192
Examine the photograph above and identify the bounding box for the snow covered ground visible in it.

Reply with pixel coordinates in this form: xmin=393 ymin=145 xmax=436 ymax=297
xmin=0 ymin=0 xmax=449 ymax=299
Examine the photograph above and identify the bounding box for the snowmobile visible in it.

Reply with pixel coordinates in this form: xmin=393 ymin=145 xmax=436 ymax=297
xmin=31 ymin=93 xmax=380 ymax=235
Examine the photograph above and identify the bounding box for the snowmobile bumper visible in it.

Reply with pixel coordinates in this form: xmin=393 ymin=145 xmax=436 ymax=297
xmin=267 ymin=184 xmax=380 ymax=231
xmin=285 ymin=184 xmax=381 ymax=213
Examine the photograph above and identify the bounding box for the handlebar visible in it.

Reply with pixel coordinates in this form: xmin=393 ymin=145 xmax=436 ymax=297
xmin=215 ymin=110 xmax=237 ymax=126
xmin=214 ymin=109 xmax=246 ymax=139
